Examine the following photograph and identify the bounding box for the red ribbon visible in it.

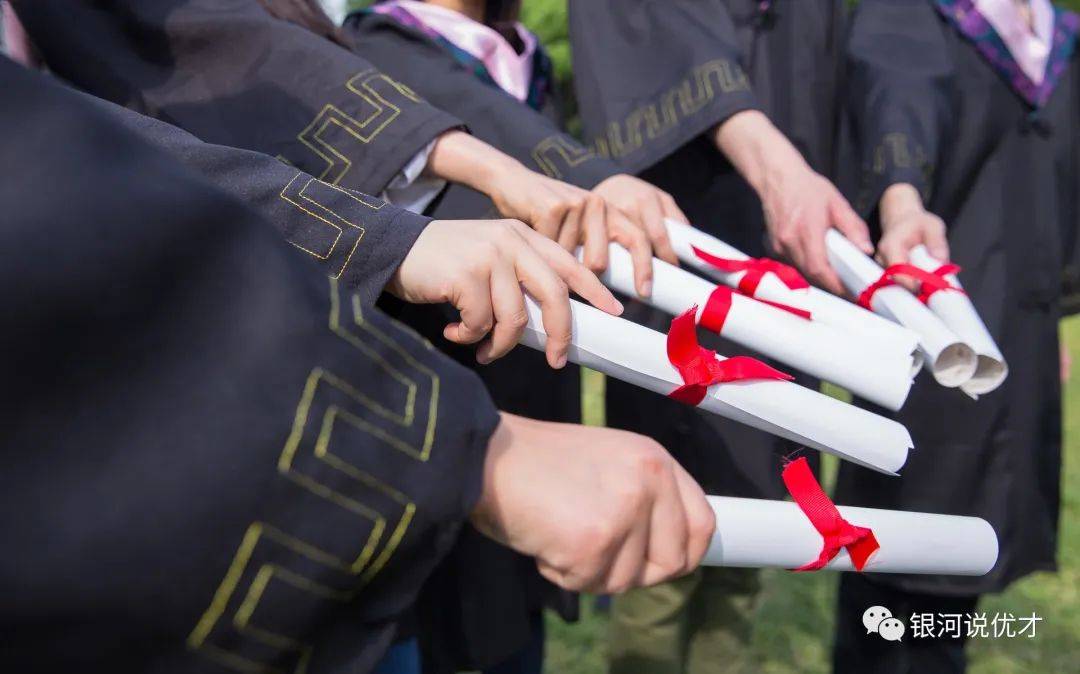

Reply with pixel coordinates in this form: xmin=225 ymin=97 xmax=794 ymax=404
xmin=752 ymin=296 xmax=813 ymax=321
xmin=666 ymin=308 xmax=793 ymax=405
xmin=699 ymin=287 xmax=734 ymax=334
xmin=857 ymin=263 xmax=965 ymax=310
xmin=691 ymin=245 xmax=810 ymax=296
xmin=782 ymin=457 xmax=879 ymax=572
xmin=698 ymin=287 xmax=811 ymax=334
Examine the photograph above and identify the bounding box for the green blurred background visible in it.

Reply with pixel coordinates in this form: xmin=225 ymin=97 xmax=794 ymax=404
xmin=343 ymin=1 xmax=1080 ymax=671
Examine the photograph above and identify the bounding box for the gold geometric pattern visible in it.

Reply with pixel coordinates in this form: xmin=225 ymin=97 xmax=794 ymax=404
xmin=854 ymin=132 xmax=934 ymax=213
xmin=531 ymin=134 xmax=598 ymax=180
xmin=278 ymin=172 xmax=384 ymax=279
xmin=188 ymin=280 xmax=440 ymax=673
xmin=590 ymin=59 xmax=750 ymax=160
xmin=296 ymin=70 xmax=424 ymax=186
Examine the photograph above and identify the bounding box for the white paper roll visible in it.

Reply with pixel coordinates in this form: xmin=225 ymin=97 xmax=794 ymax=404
xmin=908 ymin=246 xmax=1008 ymax=395
xmin=825 ymin=231 xmax=978 ymax=387
xmin=703 ymin=496 xmax=998 ymax=575
xmin=519 ymin=297 xmax=912 ymax=474
xmin=586 ymin=244 xmax=914 ymax=410
xmin=664 ymin=219 xmax=922 ymax=365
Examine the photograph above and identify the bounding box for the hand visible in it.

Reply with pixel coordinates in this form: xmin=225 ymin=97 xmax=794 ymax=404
xmin=876 ymin=183 xmax=950 ymax=267
xmin=592 ymin=174 xmax=686 ymax=266
xmin=425 ymin=131 xmax=657 ymax=297
xmin=471 ymin=414 xmax=716 ymax=594
xmin=428 ymin=131 xmax=599 ymax=251
xmin=387 ymin=219 xmax=623 ymax=368
xmin=485 ymin=164 xmax=597 ymax=251
xmin=484 ymin=164 xmax=669 ymax=296
xmin=714 ymin=111 xmax=872 ymax=295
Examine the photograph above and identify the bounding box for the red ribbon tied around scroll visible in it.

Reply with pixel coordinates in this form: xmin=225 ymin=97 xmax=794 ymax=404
xmin=698 ymin=287 xmax=811 ymax=334
xmin=666 ymin=308 xmax=793 ymax=405
xmin=782 ymin=457 xmax=879 ymax=572
xmin=691 ymin=245 xmax=811 ymax=296
xmin=857 ymin=263 xmax=965 ymax=310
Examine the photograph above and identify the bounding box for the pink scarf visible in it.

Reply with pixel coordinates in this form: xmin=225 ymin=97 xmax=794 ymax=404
xmin=976 ymin=0 xmax=1054 ymax=83
xmin=377 ymin=1 xmax=536 ymax=101
xmin=3 ymin=3 xmax=41 ymax=68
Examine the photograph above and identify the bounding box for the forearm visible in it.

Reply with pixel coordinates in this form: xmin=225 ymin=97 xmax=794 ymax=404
xmin=425 ymin=130 xmax=525 ymax=197
xmin=874 ymin=182 xmax=949 ymax=263
xmin=879 ymin=183 xmax=926 ymax=224
xmin=712 ymin=110 xmax=811 ymax=196
xmin=342 ymin=17 xmax=619 ymax=189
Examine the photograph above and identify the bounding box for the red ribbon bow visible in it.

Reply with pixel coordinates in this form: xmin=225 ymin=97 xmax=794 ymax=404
xmin=699 ymin=287 xmax=811 ymax=334
xmin=691 ymin=245 xmax=810 ymax=296
xmin=857 ymin=263 xmax=965 ymax=310
xmin=782 ymin=457 xmax=879 ymax=572
xmin=666 ymin=308 xmax=793 ymax=405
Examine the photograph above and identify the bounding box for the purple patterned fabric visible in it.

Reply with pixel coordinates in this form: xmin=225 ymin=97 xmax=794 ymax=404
xmin=934 ymin=0 xmax=1079 ymax=107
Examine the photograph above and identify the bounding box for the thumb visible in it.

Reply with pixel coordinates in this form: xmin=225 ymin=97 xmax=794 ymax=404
xmin=830 ymin=193 xmax=873 ymax=255
xmin=925 ymin=220 xmax=951 ymax=262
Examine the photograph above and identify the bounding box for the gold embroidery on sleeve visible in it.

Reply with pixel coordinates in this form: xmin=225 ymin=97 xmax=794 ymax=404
xmin=854 ymin=132 xmax=935 ymax=214
xmin=279 ymin=172 xmax=387 ymax=279
xmin=189 ymin=279 xmax=441 ymax=673
xmin=589 ymin=59 xmax=750 ymax=161
xmin=295 ymin=70 xmax=424 ymax=186
xmin=531 ymin=134 xmax=598 ymax=179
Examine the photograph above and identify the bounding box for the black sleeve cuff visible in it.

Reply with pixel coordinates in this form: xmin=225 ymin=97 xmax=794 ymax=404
xmin=851 ymin=132 xmax=935 ymax=219
xmin=337 ymin=205 xmax=431 ymax=307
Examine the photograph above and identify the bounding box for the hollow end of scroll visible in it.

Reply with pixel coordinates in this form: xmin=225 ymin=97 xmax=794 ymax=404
xmin=931 ymin=343 xmax=978 ymax=387
xmin=961 ymin=356 xmax=1008 ymax=396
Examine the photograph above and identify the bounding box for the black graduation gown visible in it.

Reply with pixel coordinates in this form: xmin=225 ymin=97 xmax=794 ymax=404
xmin=343 ymin=9 xmax=620 ymax=205
xmin=0 ymin=56 xmax=500 ymax=673
xmin=342 ymin=7 xmax=628 ymax=427
xmin=82 ymin=90 xmax=434 ymax=307
xmin=568 ymin=0 xmax=848 ymax=501
xmin=341 ymin=13 xmax=620 ymax=669
xmin=834 ymin=0 xmax=1079 ymax=595
xmin=569 ymin=0 xmax=846 ymax=244
xmin=9 ymin=0 xmax=462 ymax=196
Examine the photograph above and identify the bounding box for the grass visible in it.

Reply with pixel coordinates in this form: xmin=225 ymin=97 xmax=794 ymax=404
xmin=544 ymin=317 xmax=1080 ymax=673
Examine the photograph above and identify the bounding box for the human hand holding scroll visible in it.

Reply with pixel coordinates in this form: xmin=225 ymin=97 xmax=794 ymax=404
xmin=876 ymin=183 xmax=950 ymax=270
xmin=425 ymin=131 xmax=661 ymax=297
xmin=713 ymin=110 xmax=872 ymax=294
xmin=474 ymin=414 xmax=995 ymax=583
xmin=472 ymin=413 xmax=715 ymax=593
xmin=387 ymin=218 xmax=622 ymax=369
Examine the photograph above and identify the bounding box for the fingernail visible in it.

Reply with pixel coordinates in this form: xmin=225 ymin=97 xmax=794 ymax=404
xmin=555 ymin=354 xmax=568 ymax=368
xmin=641 ymin=281 xmax=653 ymax=297
xmin=613 ymin=300 xmax=625 ymax=315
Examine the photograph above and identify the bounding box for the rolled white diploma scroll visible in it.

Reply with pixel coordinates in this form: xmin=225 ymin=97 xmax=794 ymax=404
xmin=703 ymin=496 xmax=998 ymax=575
xmin=520 ymin=296 xmax=912 ymax=474
xmin=585 ymin=244 xmax=914 ymax=410
xmin=665 ymin=218 xmax=922 ymax=368
xmin=908 ymin=245 xmax=1008 ymax=395
xmin=825 ymin=230 xmax=978 ymax=387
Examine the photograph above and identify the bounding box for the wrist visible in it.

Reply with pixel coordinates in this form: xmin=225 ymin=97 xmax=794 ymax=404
xmin=470 ymin=412 xmax=513 ymax=536
xmin=879 ymin=183 xmax=925 ymax=228
xmin=428 ymin=130 xmax=524 ymax=196
xmin=477 ymin=155 xmax=530 ymax=202
xmin=713 ymin=110 xmax=808 ymax=195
